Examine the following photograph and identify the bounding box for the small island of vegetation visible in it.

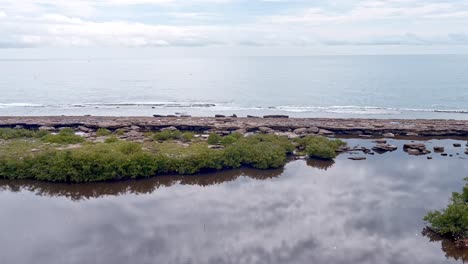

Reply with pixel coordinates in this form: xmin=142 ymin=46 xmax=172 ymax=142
xmin=0 ymin=127 xmax=346 ymax=183
xmin=424 ymin=178 xmax=468 ymax=248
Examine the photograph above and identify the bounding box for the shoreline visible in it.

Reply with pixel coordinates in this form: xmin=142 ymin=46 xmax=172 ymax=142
xmin=1 ymin=116 xmax=468 ymax=138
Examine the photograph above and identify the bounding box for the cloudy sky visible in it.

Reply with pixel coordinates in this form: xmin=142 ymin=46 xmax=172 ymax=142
xmin=1 ymin=0 xmax=468 ymax=56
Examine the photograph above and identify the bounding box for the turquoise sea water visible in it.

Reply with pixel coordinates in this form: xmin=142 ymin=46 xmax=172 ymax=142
xmin=0 ymin=55 xmax=467 ymax=119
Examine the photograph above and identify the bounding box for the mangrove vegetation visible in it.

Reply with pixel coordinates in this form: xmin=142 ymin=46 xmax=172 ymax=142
xmin=0 ymin=128 xmax=346 ymax=183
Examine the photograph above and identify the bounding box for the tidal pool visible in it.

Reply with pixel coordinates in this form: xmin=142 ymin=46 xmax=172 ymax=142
xmin=0 ymin=139 xmax=467 ymax=264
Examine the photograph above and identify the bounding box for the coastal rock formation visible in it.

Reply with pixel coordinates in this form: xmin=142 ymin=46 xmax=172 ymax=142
xmin=434 ymin=146 xmax=445 ymax=152
xmin=1 ymin=116 xmax=468 ymax=137
xmin=404 ymin=143 xmax=431 ymax=155
xmin=372 ymin=144 xmax=398 ymax=152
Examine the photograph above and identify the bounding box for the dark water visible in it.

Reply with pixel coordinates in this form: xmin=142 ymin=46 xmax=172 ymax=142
xmin=1 ymin=55 xmax=468 ymax=119
xmin=0 ymin=139 xmax=467 ymax=264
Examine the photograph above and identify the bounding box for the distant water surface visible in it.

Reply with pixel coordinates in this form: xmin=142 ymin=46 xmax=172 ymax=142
xmin=0 ymin=55 xmax=467 ymax=119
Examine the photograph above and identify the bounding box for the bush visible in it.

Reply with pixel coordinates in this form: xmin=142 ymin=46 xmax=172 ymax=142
xmin=207 ymin=133 xmax=221 ymax=144
xmin=96 ymin=128 xmax=112 ymax=137
xmin=181 ymin=132 xmax=195 ymax=143
xmin=424 ymin=179 xmax=468 ymax=240
xmin=221 ymin=135 xmax=238 ymax=146
xmin=298 ymin=136 xmax=345 ymax=159
xmin=153 ymin=130 xmax=182 ymax=141
xmin=0 ymin=128 xmax=49 ymax=140
xmin=104 ymin=136 xmax=119 ymax=143
xmin=41 ymin=129 xmax=84 ymax=144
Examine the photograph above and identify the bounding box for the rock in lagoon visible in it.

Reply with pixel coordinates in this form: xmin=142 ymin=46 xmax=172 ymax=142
xmin=433 ymin=146 xmax=445 ymax=152
xmin=153 ymin=114 xmax=165 ymax=117
xmin=453 ymin=143 xmax=462 ymax=147
xmin=348 ymin=157 xmax=366 ymax=160
xmin=372 ymin=144 xmax=398 ymax=152
xmin=39 ymin=126 xmax=54 ymax=131
xmin=214 ymin=114 xmax=226 ymax=118
xmin=373 ymin=139 xmax=387 ymax=144
xmin=263 ymin=115 xmax=289 ymax=119
xmin=427 ymin=156 xmax=433 ymax=159
xmin=441 ymin=153 xmax=448 ymax=156
xmin=382 ymin=133 xmax=395 ymax=138
xmin=404 ymin=143 xmax=426 ymax=150
xmin=407 ymin=149 xmax=423 ymax=155
xmin=465 ymin=148 xmax=468 ymax=155
xmin=231 ymin=114 xmax=238 ymax=118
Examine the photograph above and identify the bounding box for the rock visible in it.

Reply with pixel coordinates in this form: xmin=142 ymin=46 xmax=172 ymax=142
xmin=348 ymin=157 xmax=366 ymax=160
xmin=247 ymin=115 xmax=260 ymax=118
xmin=263 ymin=115 xmax=289 ymax=119
xmin=274 ymin=132 xmax=299 ymax=139
xmin=208 ymin=145 xmax=224 ymax=149
xmin=382 ymin=133 xmax=395 ymax=138
xmin=38 ymin=126 xmax=54 ymax=131
xmin=427 ymin=156 xmax=433 ymax=160
xmin=161 ymin=126 xmax=178 ymax=131
xmin=130 ymin=125 xmax=140 ymax=131
xmin=453 ymin=143 xmax=462 ymax=147
xmin=153 ymin=114 xmax=165 ymax=117
xmin=406 ymin=132 xmax=419 ymax=136
xmin=78 ymin=126 xmax=92 ymax=132
xmin=293 ymin=128 xmax=307 ymax=135
xmin=306 ymin=127 xmax=320 ymax=134
xmin=231 ymin=114 xmax=238 ymax=118
xmin=465 ymin=149 xmax=468 ymax=154
xmin=180 ymin=115 xmax=191 ymax=117
xmin=318 ymin=129 xmax=334 ymax=135
xmin=407 ymin=149 xmax=422 ymax=155
xmin=234 ymin=129 xmax=246 ymax=135
xmin=373 ymin=139 xmax=387 ymax=144
xmin=214 ymin=114 xmax=226 ymax=118
xmin=337 ymin=146 xmax=350 ymax=152
xmin=30 ymin=148 xmax=41 ymax=152
xmin=441 ymin=153 xmax=448 ymax=156
xmin=258 ymin=127 xmax=274 ymax=134
xmin=433 ymin=146 xmax=445 ymax=152
xmin=404 ymin=143 xmax=426 ymax=151
xmin=166 ymin=115 xmax=177 ymax=117
xmin=14 ymin=125 xmax=24 ymax=129
xmin=359 ymin=134 xmax=372 ymax=138
xmin=372 ymin=144 xmax=398 ymax=152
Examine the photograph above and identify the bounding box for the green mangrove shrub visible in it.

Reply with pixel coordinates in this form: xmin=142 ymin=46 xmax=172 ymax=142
xmin=153 ymin=130 xmax=182 ymax=141
xmin=296 ymin=135 xmax=346 ymax=159
xmin=0 ymin=128 xmax=49 ymax=140
xmin=207 ymin=133 xmax=221 ymax=144
xmin=424 ymin=178 xmax=468 ymax=240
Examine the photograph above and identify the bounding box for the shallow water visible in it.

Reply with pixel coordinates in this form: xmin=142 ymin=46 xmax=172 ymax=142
xmin=0 ymin=139 xmax=467 ymax=264
xmin=1 ymin=55 xmax=468 ymax=119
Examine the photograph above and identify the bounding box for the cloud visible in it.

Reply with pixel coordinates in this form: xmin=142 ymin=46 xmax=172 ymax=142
xmin=0 ymin=0 xmax=467 ymax=49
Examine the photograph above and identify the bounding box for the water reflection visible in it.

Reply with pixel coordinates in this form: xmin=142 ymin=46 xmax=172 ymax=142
xmin=306 ymin=159 xmax=335 ymax=170
xmin=422 ymin=228 xmax=468 ymax=262
xmin=0 ymin=167 xmax=284 ymax=201
xmin=0 ymin=139 xmax=467 ymax=264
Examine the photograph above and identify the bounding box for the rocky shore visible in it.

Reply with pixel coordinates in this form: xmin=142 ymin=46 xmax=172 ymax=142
xmin=1 ymin=116 xmax=468 ymax=138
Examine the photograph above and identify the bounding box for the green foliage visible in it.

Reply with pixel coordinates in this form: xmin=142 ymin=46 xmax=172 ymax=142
xmin=0 ymin=133 xmax=297 ymax=182
xmin=104 ymin=136 xmax=119 ymax=143
xmin=0 ymin=128 xmax=49 ymax=140
xmin=297 ymin=136 xmax=346 ymax=159
xmin=181 ymin=132 xmax=195 ymax=143
xmin=424 ymin=179 xmax=468 ymax=239
xmin=207 ymin=133 xmax=221 ymax=144
xmin=221 ymin=135 xmax=238 ymax=146
xmin=115 ymin=129 xmax=126 ymax=136
xmin=96 ymin=128 xmax=112 ymax=137
xmin=41 ymin=129 xmax=84 ymax=144
xmin=153 ymin=130 xmax=182 ymax=141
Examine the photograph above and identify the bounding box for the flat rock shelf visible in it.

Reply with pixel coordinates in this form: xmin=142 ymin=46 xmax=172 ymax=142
xmin=1 ymin=116 xmax=468 ymax=137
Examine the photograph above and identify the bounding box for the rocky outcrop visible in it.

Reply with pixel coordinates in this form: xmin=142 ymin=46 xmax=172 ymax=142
xmin=0 ymin=116 xmax=468 ymax=138
xmin=372 ymin=144 xmax=398 ymax=152
xmin=403 ymin=143 xmax=431 ymax=155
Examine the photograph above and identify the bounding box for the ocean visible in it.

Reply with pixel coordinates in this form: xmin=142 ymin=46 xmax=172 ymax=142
xmin=1 ymin=55 xmax=467 ymax=119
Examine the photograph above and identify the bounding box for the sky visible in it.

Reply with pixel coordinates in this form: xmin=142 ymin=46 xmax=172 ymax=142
xmin=1 ymin=0 xmax=468 ymax=56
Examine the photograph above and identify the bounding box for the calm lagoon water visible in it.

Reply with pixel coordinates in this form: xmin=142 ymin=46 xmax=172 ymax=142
xmin=0 ymin=55 xmax=468 ymax=119
xmin=0 ymin=139 xmax=467 ymax=264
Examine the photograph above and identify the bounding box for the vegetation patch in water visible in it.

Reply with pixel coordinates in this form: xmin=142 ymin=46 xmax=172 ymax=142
xmin=424 ymin=178 xmax=468 ymax=248
xmin=0 ymin=128 xmax=49 ymax=140
xmin=296 ymin=135 xmax=346 ymax=159
xmin=0 ymin=129 xmax=346 ymax=182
